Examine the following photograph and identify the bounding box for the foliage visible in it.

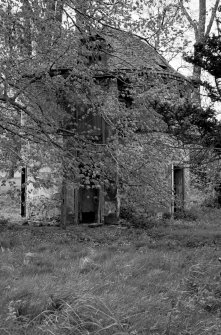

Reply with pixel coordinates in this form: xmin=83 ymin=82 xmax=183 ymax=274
xmin=185 ymin=34 xmax=221 ymax=80
xmin=185 ymin=33 xmax=221 ymax=107
xmin=173 ymin=208 xmax=198 ymax=221
xmin=154 ymin=99 xmax=221 ymax=149
xmin=28 ymin=195 xmax=60 ymax=221
xmin=129 ymin=0 xmax=220 ymax=79
xmin=183 ymin=31 xmax=221 ymax=187
xmin=128 ymin=0 xmax=188 ymax=56
xmin=120 ymin=203 xmax=159 ymax=228
xmin=0 ymin=2 xmax=127 ymax=174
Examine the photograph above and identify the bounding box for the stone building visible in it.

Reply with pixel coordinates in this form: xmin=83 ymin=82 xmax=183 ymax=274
xmin=23 ymin=29 xmax=194 ymax=224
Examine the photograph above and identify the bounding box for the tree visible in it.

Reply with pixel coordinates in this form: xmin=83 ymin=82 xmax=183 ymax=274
xmin=170 ymin=27 xmax=221 ymax=205
xmin=183 ymin=30 xmax=221 ymax=151
xmin=185 ymin=33 xmax=221 ymax=99
xmin=130 ymin=0 xmax=220 ymax=101
xmin=128 ymin=0 xmax=188 ymax=61
xmin=180 ymin=0 xmax=220 ymax=101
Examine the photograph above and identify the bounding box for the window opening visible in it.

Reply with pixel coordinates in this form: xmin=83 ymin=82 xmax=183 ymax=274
xmin=117 ymin=78 xmax=133 ymax=108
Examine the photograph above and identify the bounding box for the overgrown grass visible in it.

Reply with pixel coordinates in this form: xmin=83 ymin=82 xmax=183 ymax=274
xmin=1 ymin=208 xmax=221 ymax=334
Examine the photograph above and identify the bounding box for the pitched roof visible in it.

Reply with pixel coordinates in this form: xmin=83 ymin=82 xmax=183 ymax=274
xmin=101 ymin=28 xmax=188 ymax=83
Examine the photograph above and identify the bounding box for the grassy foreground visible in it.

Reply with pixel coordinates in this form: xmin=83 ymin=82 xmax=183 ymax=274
xmin=0 ymin=209 xmax=221 ymax=335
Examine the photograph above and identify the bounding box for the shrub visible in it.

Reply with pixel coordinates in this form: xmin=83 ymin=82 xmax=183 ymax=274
xmin=120 ymin=205 xmax=158 ymax=228
xmin=173 ymin=209 xmax=198 ymax=221
xmin=0 ymin=217 xmax=8 ymax=225
xmin=201 ymin=195 xmax=220 ymax=209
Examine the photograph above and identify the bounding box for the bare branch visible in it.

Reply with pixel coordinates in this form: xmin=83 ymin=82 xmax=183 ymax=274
xmin=205 ymin=0 xmax=220 ymax=36
xmin=199 ymin=0 xmax=206 ymax=40
xmin=0 ymin=145 xmax=23 ymax=161
xmin=215 ymin=78 xmax=221 ymax=97
xmin=179 ymin=0 xmax=198 ymax=38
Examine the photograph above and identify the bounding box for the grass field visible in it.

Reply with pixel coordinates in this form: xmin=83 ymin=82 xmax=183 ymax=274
xmin=0 ymin=208 xmax=221 ymax=334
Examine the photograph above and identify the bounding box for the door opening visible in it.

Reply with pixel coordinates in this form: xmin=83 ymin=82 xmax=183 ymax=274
xmin=79 ymin=187 xmax=99 ymax=223
xmin=173 ymin=166 xmax=184 ymax=212
xmin=21 ymin=167 xmax=27 ymax=217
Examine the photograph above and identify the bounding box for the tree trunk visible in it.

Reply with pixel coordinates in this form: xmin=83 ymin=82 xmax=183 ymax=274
xmin=192 ymin=51 xmax=202 ymax=104
xmin=192 ymin=0 xmax=206 ymax=104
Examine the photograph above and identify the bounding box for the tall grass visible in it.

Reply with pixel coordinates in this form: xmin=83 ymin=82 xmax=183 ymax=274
xmin=1 ymin=208 xmax=221 ymax=334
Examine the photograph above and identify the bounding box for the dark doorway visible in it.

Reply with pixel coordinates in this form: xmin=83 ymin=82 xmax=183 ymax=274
xmin=214 ymin=182 xmax=221 ymax=207
xmin=173 ymin=166 xmax=184 ymax=212
xmin=21 ymin=167 xmax=27 ymax=217
xmin=79 ymin=187 xmax=99 ymax=223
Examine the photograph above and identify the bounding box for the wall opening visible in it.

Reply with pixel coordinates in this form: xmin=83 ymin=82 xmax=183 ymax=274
xmin=173 ymin=166 xmax=184 ymax=212
xmin=79 ymin=187 xmax=99 ymax=223
xmin=21 ymin=167 xmax=27 ymax=217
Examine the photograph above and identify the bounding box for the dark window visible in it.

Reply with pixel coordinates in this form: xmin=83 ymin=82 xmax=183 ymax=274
xmin=76 ymin=110 xmax=107 ymax=143
xmin=117 ymin=78 xmax=133 ymax=108
xmin=80 ymin=34 xmax=112 ymax=66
